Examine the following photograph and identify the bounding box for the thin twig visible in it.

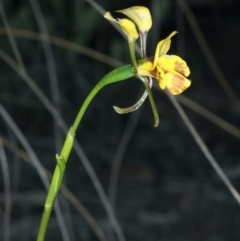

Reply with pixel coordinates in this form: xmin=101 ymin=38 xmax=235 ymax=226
xmin=108 ymin=91 xmax=143 ymax=241
xmin=166 ymin=92 xmax=240 ymax=205
xmin=175 ymin=0 xmax=185 ymax=57
xmin=0 ymin=27 xmax=122 ymax=67
xmin=29 ymin=2 xmax=74 ymax=240
xmin=29 ymin=0 xmax=62 ymax=151
xmin=0 ymin=137 xmax=11 ymax=241
xmin=177 ymin=0 xmax=240 ymax=110
xmin=0 ymin=1 xmax=25 ymax=72
xmin=177 ymin=94 xmax=240 ymax=139
xmin=0 ymin=104 xmax=68 ymax=239
xmin=0 ymin=136 xmax=109 ymax=241
xmin=0 ymin=1 xmax=69 ymax=239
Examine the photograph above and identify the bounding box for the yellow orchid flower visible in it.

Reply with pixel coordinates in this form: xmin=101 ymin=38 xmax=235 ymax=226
xmin=103 ymin=7 xmax=191 ymax=125
xmin=104 ymin=12 xmax=139 ymax=41
xmin=138 ymin=31 xmax=191 ymax=95
xmin=116 ymin=6 xmax=152 ymax=33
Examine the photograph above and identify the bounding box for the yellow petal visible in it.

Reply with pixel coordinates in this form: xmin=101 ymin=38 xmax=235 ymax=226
xmin=156 ymin=66 xmax=165 ymax=89
xmin=104 ymin=12 xmax=139 ymax=40
xmin=163 ymin=71 xmax=191 ymax=95
xmin=157 ymin=54 xmax=190 ymax=77
xmin=104 ymin=12 xmax=117 ymax=22
xmin=137 ymin=61 xmax=154 ymax=76
xmin=116 ymin=6 xmax=152 ymax=33
xmin=119 ymin=19 xmax=139 ymax=40
xmin=153 ymin=31 xmax=177 ymax=68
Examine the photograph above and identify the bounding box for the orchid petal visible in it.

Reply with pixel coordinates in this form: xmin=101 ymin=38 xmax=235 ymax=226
xmin=117 ymin=6 xmax=152 ymax=33
xmin=163 ymin=71 xmax=191 ymax=95
xmin=137 ymin=61 xmax=154 ymax=76
xmin=113 ymin=90 xmax=148 ymax=113
xmin=157 ymin=54 xmax=190 ymax=77
xmin=104 ymin=12 xmax=139 ymax=41
xmin=113 ymin=77 xmax=153 ymax=114
xmin=153 ymin=31 xmax=177 ymax=68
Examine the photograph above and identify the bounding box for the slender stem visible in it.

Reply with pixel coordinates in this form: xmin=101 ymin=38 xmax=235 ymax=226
xmin=36 ymin=83 xmax=107 ymax=241
xmin=36 ymin=64 xmax=134 ymax=241
xmin=139 ymin=76 xmax=159 ymax=127
xmin=128 ymin=40 xmax=138 ymax=73
xmin=36 ymin=132 xmax=72 ymax=241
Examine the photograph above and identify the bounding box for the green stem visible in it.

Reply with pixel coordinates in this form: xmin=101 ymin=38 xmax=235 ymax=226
xmin=139 ymin=76 xmax=159 ymax=127
xmin=128 ymin=40 xmax=138 ymax=73
xmin=36 ymin=131 xmax=73 ymax=241
xmin=36 ymin=64 xmax=134 ymax=241
xmin=35 ymin=92 xmax=106 ymax=241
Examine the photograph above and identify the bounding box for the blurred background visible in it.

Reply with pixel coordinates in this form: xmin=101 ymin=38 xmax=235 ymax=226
xmin=0 ymin=0 xmax=240 ymax=240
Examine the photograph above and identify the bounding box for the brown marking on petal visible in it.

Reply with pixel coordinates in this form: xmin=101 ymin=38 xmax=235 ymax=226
xmin=150 ymin=69 xmax=157 ymax=76
xmin=166 ymin=72 xmax=190 ymax=95
xmin=167 ymin=74 xmax=184 ymax=94
xmin=174 ymin=61 xmax=187 ymax=76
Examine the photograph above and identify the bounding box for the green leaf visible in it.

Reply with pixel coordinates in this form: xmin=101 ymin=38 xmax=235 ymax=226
xmin=99 ymin=64 xmax=134 ymax=87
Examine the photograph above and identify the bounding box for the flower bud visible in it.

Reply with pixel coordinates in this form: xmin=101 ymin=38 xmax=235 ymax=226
xmin=116 ymin=6 xmax=152 ymax=33
xmin=104 ymin=12 xmax=139 ymax=41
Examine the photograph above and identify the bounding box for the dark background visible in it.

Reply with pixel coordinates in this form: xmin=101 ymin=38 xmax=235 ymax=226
xmin=0 ymin=0 xmax=240 ymax=240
